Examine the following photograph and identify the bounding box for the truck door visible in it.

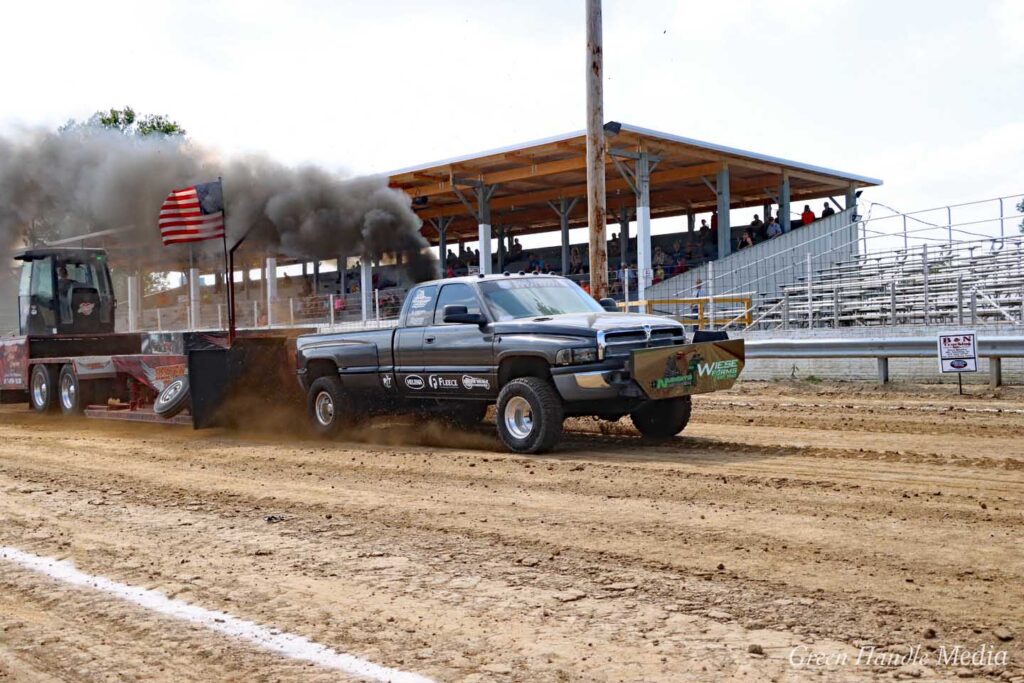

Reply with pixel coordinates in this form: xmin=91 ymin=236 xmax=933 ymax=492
xmin=419 ymin=283 xmax=496 ymax=398
xmin=394 ymin=284 xmax=437 ymax=395
xmin=21 ymin=256 xmax=57 ymax=335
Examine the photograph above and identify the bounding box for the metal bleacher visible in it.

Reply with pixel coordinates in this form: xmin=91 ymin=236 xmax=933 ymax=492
xmin=676 ymin=194 xmax=1024 ymax=331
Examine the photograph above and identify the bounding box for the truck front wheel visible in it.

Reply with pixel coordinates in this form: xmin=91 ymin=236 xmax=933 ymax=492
xmin=630 ymin=397 xmax=692 ymax=440
xmin=307 ymin=376 xmax=353 ymax=436
xmin=496 ymin=377 xmax=563 ymax=454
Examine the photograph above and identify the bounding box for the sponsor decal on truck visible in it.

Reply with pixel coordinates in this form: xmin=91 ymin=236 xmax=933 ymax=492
xmin=633 ymin=339 xmax=745 ymax=399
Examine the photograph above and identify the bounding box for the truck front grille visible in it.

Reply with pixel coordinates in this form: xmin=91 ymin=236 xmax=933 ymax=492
xmin=598 ymin=326 xmax=685 ymax=359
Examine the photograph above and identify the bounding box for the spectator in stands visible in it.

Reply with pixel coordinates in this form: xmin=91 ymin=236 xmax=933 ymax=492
xmin=618 ymin=262 xmax=636 ymax=297
xmin=671 ymin=252 xmax=687 ymax=276
xmin=510 ymin=238 xmax=523 ymax=260
xmin=569 ymin=247 xmax=583 ymax=274
xmin=749 ymin=214 xmax=764 ymax=239
xmin=653 ymin=246 xmax=668 ymax=267
xmin=653 ymin=264 xmax=666 ymax=284
xmin=446 ymin=263 xmax=455 ymax=278
xmin=767 ymin=217 xmax=783 ymax=239
xmin=671 ymin=239 xmax=683 ymax=260
xmin=801 ymin=205 xmax=815 ymax=225
xmin=821 ymin=202 xmax=835 ymax=219
xmin=738 ymin=229 xmax=755 ymax=250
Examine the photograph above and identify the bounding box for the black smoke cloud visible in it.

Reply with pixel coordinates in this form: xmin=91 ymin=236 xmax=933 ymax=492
xmin=0 ymin=127 xmax=435 ymax=280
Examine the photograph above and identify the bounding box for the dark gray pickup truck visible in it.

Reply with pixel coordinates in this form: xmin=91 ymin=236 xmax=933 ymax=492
xmin=296 ymin=274 xmax=744 ymax=453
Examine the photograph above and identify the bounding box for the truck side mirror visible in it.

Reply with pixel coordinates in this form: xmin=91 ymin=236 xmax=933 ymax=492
xmin=443 ymin=304 xmax=486 ymax=325
xmin=598 ymin=297 xmax=619 ymax=312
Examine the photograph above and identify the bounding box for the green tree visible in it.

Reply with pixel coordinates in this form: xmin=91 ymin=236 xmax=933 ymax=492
xmin=60 ymin=106 xmax=186 ymax=138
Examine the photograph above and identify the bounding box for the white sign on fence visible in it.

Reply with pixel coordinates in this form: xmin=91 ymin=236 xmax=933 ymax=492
xmin=937 ymin=331 xmax=978 ymax=373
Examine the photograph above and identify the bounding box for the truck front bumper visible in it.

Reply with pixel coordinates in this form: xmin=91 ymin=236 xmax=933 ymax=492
xmin=552 ymin=338 xmax=745 ymax=403
xmin=551 ymin=363 xmax=642 ymax=402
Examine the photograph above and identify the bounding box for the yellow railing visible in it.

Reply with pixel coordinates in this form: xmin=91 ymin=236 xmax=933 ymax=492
xmin=616 ymin=296 xmax=753 ymax=328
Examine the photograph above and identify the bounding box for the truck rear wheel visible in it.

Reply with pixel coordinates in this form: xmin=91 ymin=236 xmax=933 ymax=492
xmin=29 ymin=365 xmax=58 ymax=413
xmin=496 ymin=377 xmax=563 ymax=454
xmin=57 ymin=364 xmax=90 ymax=415
xmin=308 ymin=376 xmax=353 ymax=436
xmin=630 ymin=396 xmax=692 ymax=440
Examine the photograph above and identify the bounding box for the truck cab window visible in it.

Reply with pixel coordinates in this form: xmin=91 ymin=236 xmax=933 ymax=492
xmin=434 ymin=283 xmax=482 ymax=324
xmin=401 ymin=285 xmax=438 ymax=327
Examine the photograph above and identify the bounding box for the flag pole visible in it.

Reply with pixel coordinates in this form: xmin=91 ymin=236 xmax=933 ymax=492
xmin=219 ymin=176 xmax=236 ymax=345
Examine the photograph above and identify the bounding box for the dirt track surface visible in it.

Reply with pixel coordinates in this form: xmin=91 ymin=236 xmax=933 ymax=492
xmin=0 ymin=380 xmax=1021 ymax=682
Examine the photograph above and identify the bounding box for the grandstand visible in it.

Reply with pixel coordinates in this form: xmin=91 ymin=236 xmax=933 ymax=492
xmin=646 ymin=194 xmax=1024 ymax=331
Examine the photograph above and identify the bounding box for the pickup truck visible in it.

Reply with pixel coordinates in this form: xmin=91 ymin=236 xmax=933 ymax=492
xmin=295 ymin=274 xmax=744 ymax=453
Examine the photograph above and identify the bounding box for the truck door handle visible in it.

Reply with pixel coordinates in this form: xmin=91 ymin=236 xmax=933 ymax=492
xmin=424 ymin=336 xmax=436 ymax=344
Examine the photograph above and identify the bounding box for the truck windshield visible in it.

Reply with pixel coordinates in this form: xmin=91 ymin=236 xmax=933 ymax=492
xmin=479 ymin=278 xmax=604 ymax=320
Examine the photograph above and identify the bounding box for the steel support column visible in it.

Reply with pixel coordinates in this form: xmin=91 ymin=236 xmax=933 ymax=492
xmin=716 ymin=165 xmax=731 ymax=258
xmin=845 ymin=186 xmax=857 ymax=215
xmin=429 ymin=216 xmax=453 ymax=274
xmin=619 ymin=206 xmax=630 ymax=266
xmin=360 ymin=259 xmax=372 ymax=321
xmin=636 ymin=148 xmax=652 ymax=295
xmin=687 ymin=211 xmax=696 ymax=238
xmin=779 ymin=173 xmax=791 ymax=233
xmin=188 ymin=267 xmax=200 ymax=330
xmin=548 ymin=197 xmax=579 ymax=276
xmin=265 ymin=257 xmax=278 ymax=326
xmin=476 ymin=185 xmax=496 ymax=275
xmin=127 ymin=274 xmax=142 ymax=332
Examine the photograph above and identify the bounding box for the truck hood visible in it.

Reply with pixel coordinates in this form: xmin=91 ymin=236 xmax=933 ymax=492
xmin=491 ymin=312 xmax=683 ymax=338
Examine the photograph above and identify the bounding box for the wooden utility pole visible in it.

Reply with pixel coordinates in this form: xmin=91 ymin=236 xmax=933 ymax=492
xmin=585 ymin=0 xmax=608 ymax=299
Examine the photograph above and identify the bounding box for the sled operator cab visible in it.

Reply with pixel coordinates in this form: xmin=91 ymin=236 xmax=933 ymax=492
xmin=14 ymin=248 xmax=115 ymax=336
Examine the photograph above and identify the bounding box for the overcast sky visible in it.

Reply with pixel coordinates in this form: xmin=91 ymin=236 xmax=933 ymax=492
xmin=2 ymin=0 xmax=1021 ymax=246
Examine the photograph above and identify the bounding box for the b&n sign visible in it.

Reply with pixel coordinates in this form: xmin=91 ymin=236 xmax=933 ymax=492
xmin=937 ymin=332 xmax=978 ymax=373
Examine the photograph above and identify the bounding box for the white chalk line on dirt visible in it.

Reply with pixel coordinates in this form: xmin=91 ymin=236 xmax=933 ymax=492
xmin=0 ymin=546 xmax=433 ymax=683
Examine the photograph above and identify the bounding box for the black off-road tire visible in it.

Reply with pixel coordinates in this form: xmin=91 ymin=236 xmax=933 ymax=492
xmin=307 ymin=376 xmax=354 ymax=437
xmin=630 ymin=396 xmax=692 ymax=440
xmin=496 ymin=377 xmax=564 ymax=454
xmin=57 ymin=364 xmax=92 ymax=415
xmin=29 ymin=364 xmax=58 ymax=414
xmin=154 ymin=376 xmax=191 ymax=419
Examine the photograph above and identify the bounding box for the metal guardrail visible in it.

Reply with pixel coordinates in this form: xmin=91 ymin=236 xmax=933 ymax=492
xmin=743 ymin=335 xmax=1024 ymax=386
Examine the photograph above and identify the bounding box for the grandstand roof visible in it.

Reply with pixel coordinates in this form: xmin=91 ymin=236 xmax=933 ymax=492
xmin=388 ymin=122 xmax=882 ymax=244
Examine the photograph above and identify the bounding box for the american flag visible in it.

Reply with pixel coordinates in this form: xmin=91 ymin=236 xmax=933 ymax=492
xmin=158 ymin=180 xmax=225 ymax=245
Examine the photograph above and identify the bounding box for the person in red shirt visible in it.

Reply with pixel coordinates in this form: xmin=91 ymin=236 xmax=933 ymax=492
xmin=801 ymin=205 xmax=815 ymax=226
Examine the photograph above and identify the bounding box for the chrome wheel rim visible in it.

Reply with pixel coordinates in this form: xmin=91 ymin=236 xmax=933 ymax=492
xmin=31 ymin=370 xmax=48 ymax=408
xmin=315 ymin=391 xmax=335 ymax=426
xmin=504 ymin=396 xmax=534 ymax=440
xmin=160 ymin=380 xmax=183 ymax=405
xmin=60 ymin=372 xmax=76 ymax=411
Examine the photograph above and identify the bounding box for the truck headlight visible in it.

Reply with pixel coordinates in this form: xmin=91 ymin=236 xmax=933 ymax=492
xmin=556 ymin=347 xmax=599 ymax=365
